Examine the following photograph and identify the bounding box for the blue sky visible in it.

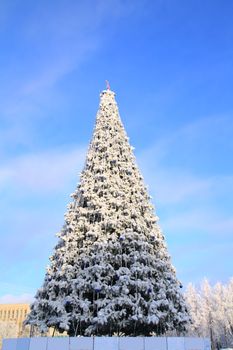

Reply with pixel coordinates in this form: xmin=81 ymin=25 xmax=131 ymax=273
xmin=0 ymin=0 xmax=233 ymax=303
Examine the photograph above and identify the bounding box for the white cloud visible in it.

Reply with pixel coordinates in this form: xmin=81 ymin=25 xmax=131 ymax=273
xmin=1 ymin=0 xmax=141 ymax=117
xmin=0 ymin=146 xmax=86 ymax=193
xmin=162 ymin=208 xmax=233 ymax=235
xmin=0 ymin=293 xmax=34 ymax=304
xmin=149 ymin=170 xmax=213 ymax=204
xmin=138 ymin=115 xmax=233 ymax=205
xmin=19 ymin=37 xmax=99 ymax=96
xmin=138 ymin=150 xmax=214 ymax=205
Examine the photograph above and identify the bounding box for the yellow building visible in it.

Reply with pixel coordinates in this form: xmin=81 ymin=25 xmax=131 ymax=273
xmin=0 ymin=303 xmax=62 ymax=346
xmin=0 ymin=303 xmax=30 ymax=337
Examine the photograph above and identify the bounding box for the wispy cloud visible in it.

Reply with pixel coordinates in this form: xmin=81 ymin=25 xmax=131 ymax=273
xmin=0 ymin=146 xmax=86 ymax=193
xmin=163 ymin=207 xmax=233 ymax=235
xmin=138 ymin=114 xmax=233 ymax=205
xmin=149 ymin=170 xmax=213 ymax=204
xmin=1 ymin=0 xmax=141 ymax=119
xmin=0 ymin=293 xmax=34 ymax=304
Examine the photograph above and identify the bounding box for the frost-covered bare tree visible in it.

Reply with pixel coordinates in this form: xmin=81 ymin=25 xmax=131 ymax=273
xmin=185 ymin=278 xmax=233 ymax=349
xmin=0 ymin=321 xmax=18 ymax=349
xmin=185 ymin=283 xmax=203 ymax=337
xmin=26 ymin=89 xmax=189 ymax=336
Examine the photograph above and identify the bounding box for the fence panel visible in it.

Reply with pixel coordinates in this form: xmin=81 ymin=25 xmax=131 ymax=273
xmin=203 ymin=338 xmax=211 ymax=350
xmin=167 ymin=337 xmax=185 ymax=350
xmin=29 ymin=337 xmax=47 ymax=350
xmin=95 ymin=337 xmax=118 ymax=350
xmin=2 ymin=339 xmax=18 ymax=350
xmin=145 ymin=337 xmax=167 ymax=350
xmin=119 ymin=337 xmax=144 ymax=350
xmin=70 ymin=337 xmax=93 ymax=350
xmin=47 ymin=337 xmax=69 ymax=350
xmin=184 ymin=337 xmax=204 ymax=350
xmin=16 ymin=338 xmax=30 ymax=350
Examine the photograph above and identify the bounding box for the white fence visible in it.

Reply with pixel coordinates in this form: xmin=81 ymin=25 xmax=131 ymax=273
xmin=2 ymin=336 xmax=211 ymax=350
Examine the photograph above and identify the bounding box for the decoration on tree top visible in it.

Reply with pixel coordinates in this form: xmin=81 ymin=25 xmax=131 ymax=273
xmin=106 ymin=80 xmax=111 ymax=90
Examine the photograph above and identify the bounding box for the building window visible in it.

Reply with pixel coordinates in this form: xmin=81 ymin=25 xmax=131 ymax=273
xmin=16 ymin=310 xmax=18 ymax=319
xmin=8 ymin=310 xmax=10 ymax=319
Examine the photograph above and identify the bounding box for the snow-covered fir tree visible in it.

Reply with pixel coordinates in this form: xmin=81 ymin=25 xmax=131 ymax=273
xmin=26 ymin=88 xmax=190 ymax=336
